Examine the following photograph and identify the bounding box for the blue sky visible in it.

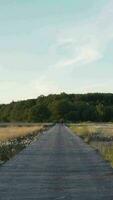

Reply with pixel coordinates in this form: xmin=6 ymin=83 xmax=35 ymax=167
xmin=0 ymin=0 xmax=113 ymax=103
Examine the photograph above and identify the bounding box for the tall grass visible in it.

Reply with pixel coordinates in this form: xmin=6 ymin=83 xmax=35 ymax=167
xmin=0 ymin=125 xmax=43 ymax=142
xmin=0 ymin=124 xmax=45 ymax=165
xmin=70 ymin=123 xmax=113 ymax=167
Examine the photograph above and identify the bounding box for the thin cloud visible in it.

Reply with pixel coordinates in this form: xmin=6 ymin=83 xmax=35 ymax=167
xmin=52 ymin=0 xmax=113 ymax=70
xmin=54 ymin=46 xmax=102 ymax=69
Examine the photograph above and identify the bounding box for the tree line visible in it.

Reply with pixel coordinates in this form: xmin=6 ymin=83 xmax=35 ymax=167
xmin=0 ymin=93 xmax=113 ymax=122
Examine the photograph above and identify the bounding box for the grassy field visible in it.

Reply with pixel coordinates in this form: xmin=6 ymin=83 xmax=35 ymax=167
xmin=70 ymin=123 xmax=113 ymax=167
xmin=0 ymin=124 xmax=46 ymax=165
xmin=0 ymin=125 xmax=43 ymax=141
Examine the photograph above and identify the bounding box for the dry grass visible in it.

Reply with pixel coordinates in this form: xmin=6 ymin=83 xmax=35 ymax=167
xmin=70 ymin=123 xmax=113 ymax=167
xmin=0 ymin=124 xmax=46 ymax=164
xmin=0 ymin=125 xmax=43 ymax=142
xmin=71 ymin=123 xmax=113 ymax=137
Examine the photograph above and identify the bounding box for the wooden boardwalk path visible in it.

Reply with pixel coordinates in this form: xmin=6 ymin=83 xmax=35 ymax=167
xmin=0 ymin=125 xmax=113 ymax=199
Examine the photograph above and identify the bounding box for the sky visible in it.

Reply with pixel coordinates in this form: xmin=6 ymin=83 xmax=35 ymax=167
xmin=0 ymin=0 xmax=113 ymax=103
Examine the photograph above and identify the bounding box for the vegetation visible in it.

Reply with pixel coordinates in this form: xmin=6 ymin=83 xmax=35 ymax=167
xmin=71 ymin=123 xmax=113 ymax=167
xmin=0 ymin=125 xmax=43 ymax=141
xmin=1 ymin=93 xmax=113 ymax=122
xmin=0 ymin=125 xmax=45 ymax=165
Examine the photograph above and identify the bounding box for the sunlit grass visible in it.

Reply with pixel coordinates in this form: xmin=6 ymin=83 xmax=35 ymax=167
xmin=0 ymin=124 xmax=45 ymax=165
xmin=0 ymin=125 xmax=43 ymax=142
xmin=70 ymin=123 xmax=113 ymax=167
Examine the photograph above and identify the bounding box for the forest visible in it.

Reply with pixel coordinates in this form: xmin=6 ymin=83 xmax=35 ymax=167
xmin=0 ymin=93 xmax=113 ymax=122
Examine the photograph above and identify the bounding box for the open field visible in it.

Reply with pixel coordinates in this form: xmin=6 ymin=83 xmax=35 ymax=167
xmin=0 ymin=125 xmax=43 ymax=142
xmin=0 ymin=124 xmax=46 ymax=165
xmin=70 ymin=123 xmax=113 ymax=167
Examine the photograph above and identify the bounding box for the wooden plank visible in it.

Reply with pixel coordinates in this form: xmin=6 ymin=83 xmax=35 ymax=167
xmin=0 ymin=125 xmax=113 ymax=199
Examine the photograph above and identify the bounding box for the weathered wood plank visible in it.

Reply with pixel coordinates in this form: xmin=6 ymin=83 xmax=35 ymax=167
xmin=0 ymin=125 xmax=113 ymax=199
